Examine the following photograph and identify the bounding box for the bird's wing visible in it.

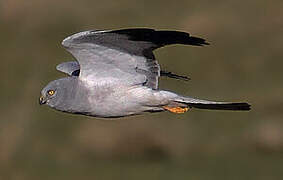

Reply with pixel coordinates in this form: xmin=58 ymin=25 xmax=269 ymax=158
xmin=57 ymin=61 xmax=191 ymax=83
xmin=61 ymin=28 xmax=208 ymax=89
xmin=56 ymin=61 xmax=80 ymax=76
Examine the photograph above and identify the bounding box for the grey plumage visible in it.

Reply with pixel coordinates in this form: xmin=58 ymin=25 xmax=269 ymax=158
xmin=40 ymin=28 xmax=250 ymax=118
xmin=56 ymin=61 xmax=80 ymax=76
xmin=57 ymin=60 xmax=190 ymax=81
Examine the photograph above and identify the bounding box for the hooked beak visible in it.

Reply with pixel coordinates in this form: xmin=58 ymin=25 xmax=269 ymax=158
xmin=39 ymin=96 xmax=47 ymax=105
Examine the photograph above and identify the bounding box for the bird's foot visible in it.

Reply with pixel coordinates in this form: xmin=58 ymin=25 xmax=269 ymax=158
xmin=163 ymin=106 xmax=189 ymax=113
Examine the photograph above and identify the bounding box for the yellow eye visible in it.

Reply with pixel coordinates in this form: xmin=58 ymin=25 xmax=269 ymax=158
xmin=47 ymin=90 xmax=55 ymax=96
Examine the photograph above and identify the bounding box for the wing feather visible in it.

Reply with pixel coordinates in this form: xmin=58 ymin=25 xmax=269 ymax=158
xmin=62 ymin=28 xmax=208 ymax=89
xmin=56 ymin=61 xmax=80 ymax=76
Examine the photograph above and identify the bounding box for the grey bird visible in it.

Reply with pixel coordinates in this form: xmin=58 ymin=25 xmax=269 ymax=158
xmin=39 ymin=28 xmax=250 ymax=118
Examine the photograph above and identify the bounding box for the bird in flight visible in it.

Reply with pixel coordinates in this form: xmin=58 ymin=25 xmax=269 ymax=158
xmin=39 ymin=28 xmax=250 ymax=118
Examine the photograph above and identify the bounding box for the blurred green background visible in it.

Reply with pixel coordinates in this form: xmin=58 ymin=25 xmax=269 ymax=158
xmin=1 ymin=0 xmax=283 ymax=179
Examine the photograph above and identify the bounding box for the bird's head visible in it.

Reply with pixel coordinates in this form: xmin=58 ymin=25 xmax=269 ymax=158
xmin=39 ymin=78 xmax=71 ymax=108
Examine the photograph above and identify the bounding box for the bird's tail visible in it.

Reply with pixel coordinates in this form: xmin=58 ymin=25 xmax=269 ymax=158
xmin=174 ymin=96 xmax=251 ymax=111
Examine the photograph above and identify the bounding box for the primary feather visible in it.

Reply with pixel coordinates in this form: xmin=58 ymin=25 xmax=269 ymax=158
xmin=61 ymin=28 xmax=208 ymax=89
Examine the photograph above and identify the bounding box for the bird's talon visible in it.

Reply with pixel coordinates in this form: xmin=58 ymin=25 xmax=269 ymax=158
xmin=163 ymin=106 xmax=189 ymax=113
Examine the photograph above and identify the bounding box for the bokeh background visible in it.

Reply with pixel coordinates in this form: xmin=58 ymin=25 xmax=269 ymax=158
xmin=1 ymin=0 xmax=283 ymax=179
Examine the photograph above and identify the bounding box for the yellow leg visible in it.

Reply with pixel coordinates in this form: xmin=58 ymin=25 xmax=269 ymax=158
xmin=163 ymin=106 xmax=189 ymax=114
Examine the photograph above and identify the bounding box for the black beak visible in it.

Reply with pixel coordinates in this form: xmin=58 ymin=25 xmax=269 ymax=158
xmin=39 ymin=96 xmax=46 ymax=105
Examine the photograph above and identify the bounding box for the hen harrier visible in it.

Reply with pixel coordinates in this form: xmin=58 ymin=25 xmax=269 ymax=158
xmin=39 ymin=28 xmax=250 ymax=118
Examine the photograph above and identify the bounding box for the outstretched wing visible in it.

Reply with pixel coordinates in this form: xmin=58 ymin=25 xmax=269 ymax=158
xmin=61 ymin=28 xmax=208 ymax=89
xmin=56 ymin=61 xmax=191 ymax=83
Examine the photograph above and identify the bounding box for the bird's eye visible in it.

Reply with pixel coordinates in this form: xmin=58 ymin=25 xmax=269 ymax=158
xmin=47 ymin=90 xmax=55 ymax=96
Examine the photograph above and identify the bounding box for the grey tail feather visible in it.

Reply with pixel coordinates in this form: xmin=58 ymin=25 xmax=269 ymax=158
xmin=176 ymin=98 xmax=251 ymax=111
xmin=186 ymin=102 xmax=251 ymax=111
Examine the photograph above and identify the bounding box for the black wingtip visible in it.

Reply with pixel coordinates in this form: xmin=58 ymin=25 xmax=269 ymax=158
xmin=188 ymin=36 xmax=210 ymax=46
xmin=160 ymin=70 xmax=190 ymax=81
xmin=71 ymin=69 xmax=80 ymax=76
xmin=155 ymin=31 xmax=209 ymax=47
xmin=111 ymin=28 xmax=209 ymax=48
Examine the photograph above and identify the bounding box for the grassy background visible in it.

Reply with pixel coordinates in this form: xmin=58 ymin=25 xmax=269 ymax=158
xmin=1 ymin=0 xmax=283 ymax=179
